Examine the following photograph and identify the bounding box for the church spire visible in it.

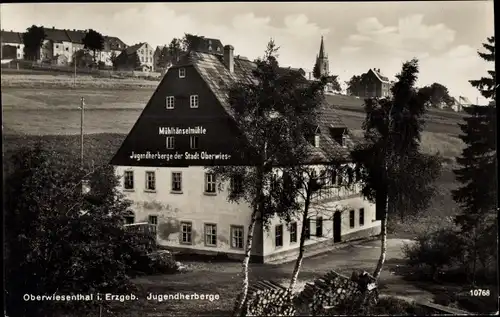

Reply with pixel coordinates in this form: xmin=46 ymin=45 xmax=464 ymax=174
xmin=318 ymin=36 xmax=325 ymax=59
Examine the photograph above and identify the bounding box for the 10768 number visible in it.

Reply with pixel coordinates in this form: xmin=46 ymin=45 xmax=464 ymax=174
xmin=470 ymin=289 xmax=490 ymax=296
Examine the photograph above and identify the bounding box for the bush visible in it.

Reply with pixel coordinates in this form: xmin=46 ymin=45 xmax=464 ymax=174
xmin=332 ymin=296 xmax=430 ymax=315
xmin=402 ymin=228 xmax=466 ymax=280
xmin=369 ymin=297 xmax=430 ymax=315
xmin=147 ymin=250 xmax=180 ymax=274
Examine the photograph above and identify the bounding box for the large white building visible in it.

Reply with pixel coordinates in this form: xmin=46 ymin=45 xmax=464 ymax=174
xmin=110 ymin=42 xmax=381 ymax=263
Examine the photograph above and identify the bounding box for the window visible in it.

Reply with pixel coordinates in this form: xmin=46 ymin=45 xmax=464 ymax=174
xmin=145 ymin=171 xmax=156 ymax=191
xmin=141 ymin=56 xmax=144 ymax=62
xmin=231 ymin=226 xmax=244 ymax=249
xmin=205 ymin=173 xmax=216 ymax=193
xmin=140 ymin=49 xmax=144 ymax=54
xmin=180 ymin=222 xmax=192 ymax=244
xmin=290 ymin=222 xmax=297 ymax=243
xmin=341 ymin=134 xmax=347 ymax=148
xmin=347 ymin=168 xmax=354 ymax=185
xmin=190 ymin=136 xmax=199 ymax=149
xmin=305 ymin=219 xmax=311 ymax=240
xmin=270 ymin=174 xmax=279 ymax=193
xmin=166 ymin=96 xmax=175 ymax=109
xmin=166 ymin=136 xmax=175 ymax=149
xmin=190 ymin=95 xmax=199 ymax=108
xmin=65 ymin=47 xmax=69 ymax=51
xmin=349 ymin=210 xmax=355 ymax=228
xmin=204 ymin=224 xmax=217 ymax=246
xmin=124 ymin=170 xmax=134 ymax=190
xmin=359 ymin=208 xmax=365 ymax=226
xmin=331 ymin=170 xmax=337 ymax=186
xmin=230 ymin=174 xmax=243 ymax=194
xmin=148 ymin=215 xmax=158 ymax=225
xmin=275 ymin=224 xmax=283 ymax=247
xmin=337 ymin=170 xmax=344 ymax=186
xmin=56 ymin=44 xmax=59 ymax=49
xmin=314 ymin=135 xmax=320 ymax=147
xmin=124 ymin=215 xmax=135 ymax=224
xmin=171 ymin=172 xmax=182 ymax=192
xmin=316 ymin=217 xmax=323 ymax=237
xmin=179 ymin=68 xmax=186 ymax=78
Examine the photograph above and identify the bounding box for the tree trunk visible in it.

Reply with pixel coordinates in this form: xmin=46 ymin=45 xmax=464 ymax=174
xmin=289 ymin=189 xmax=312 ymax=292
xmin=373 ymin=193 xmax=388 ymax=279
xmin=232 ymin=208 xmax=258 ymax=317
xmin=232 ymin=169 xmax=264 ymax=317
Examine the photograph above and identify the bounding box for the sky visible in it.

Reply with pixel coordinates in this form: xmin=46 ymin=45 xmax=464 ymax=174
xmin=0 ymin=2 xmax=494 ymax=104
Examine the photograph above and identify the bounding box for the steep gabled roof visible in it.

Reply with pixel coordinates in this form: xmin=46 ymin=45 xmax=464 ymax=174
xmin=43 ymin=27 xmax=71 ymax=43
xmin=122 ymin=42 xmax=145 ymax=55
xmin=0 ymin=31 xmax=23 ymax=44
xmin=175 ymin=51 xmax=353 ymax=162
xmin=104 ymin=36 xmax=127 ymax=51
xmin=65 ymin=29 xmax=86 ymax=44
xmin=186 ymin=35 xmax=224 ymax=55
xmin=369 ymin=68 xmax=390 ymax=83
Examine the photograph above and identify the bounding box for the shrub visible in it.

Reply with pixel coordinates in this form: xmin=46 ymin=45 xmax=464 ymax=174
xmin=402 ymin=227 xmax=466 ymax=280
xmin=333 ymin=296 xmax=430 ymax=315
xmin=148 ymin=250 xmax=180 ymax=274
xmin=370 ymin=297 xmax=430 ymax=315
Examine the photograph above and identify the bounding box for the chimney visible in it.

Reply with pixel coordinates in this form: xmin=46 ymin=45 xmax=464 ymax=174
xmin=223 ymin=45 xmax=234 ymax=73
xmin=52 ymin=26 xmax=55 ymax=29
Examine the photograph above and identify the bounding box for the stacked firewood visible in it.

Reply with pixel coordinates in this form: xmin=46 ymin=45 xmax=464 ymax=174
xmin=245 ymin=280 xmax=296 ymax=316
xmin=295 ymin=270 xmax=379 ymax=316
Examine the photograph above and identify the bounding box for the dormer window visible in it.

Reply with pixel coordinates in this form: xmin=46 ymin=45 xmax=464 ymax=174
xmin=179 ymin=68 xmax=186 ymax=78
xmin=341 ymin=133 xmax=347 ymax=148
xmin=314 ymin=135 xmax=320 ymax=148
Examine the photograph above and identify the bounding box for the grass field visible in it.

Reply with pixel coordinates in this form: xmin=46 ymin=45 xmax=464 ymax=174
xmin=2 ymin=76 xmax=466 ymax=161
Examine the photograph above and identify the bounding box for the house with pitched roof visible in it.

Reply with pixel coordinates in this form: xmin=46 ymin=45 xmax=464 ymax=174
xmin=362 ymin=68 xmax=392 ymax=98
xmin=40 ymin=27 xmax=74 ymax=65
xmin=109 ymin=44 xmax=381 ymax=263
xmin=115 ymin=42 xmax=154 ymax=71
xmin=1 ymin=27 xmax=127 ymax=66
xmin=0 ymin=30 xmax=25 ymax=60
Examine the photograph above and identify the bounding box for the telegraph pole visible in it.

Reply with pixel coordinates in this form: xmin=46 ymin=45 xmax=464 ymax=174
xmin=74 ymin=48 xmax=77 ymax=88
xmin=80 ymin=97 xmax=85 ymax=167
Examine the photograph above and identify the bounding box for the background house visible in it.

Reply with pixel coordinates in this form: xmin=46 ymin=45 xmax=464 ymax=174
xmin=0 ymin=30 xmax=24 ymax=60
xmin=115 ymin=42 xmax=154 ymax=71
xmin=1 ymin=28 xmax=127 ymax=66
xmin=347 ymin=68 xmax=392 ymax=98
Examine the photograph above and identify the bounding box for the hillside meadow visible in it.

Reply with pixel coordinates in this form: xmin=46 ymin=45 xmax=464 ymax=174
xmin=3 ymin=73 xmax=466 ymax=163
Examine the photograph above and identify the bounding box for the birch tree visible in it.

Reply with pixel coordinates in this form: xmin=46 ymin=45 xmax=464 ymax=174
xmin=351 ymin=59 xmax=441 ymax=279
xmin=452 ymin=36 xmax=497 ymax=284
xmin=209 ymin=39 xmax=329 ymax=317
xmin=287 ymin=164 xmax=354 ymax=292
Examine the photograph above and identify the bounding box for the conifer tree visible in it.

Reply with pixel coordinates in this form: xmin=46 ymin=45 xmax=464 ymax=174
xmin=452 ymin=36 xmax=497 ymax=283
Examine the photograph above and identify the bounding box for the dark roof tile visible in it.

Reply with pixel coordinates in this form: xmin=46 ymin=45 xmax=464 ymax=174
xmin=43 ymin=28 xmax=71 ymax=43
xmin=1 ymin=31 xmax=23 ymax=44
xmin=185 ymin=51 xmax=353 ymax=163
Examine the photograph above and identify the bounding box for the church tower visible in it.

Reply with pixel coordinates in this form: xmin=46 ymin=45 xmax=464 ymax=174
xmin=315 ymin=36 xmax=329 ymax=77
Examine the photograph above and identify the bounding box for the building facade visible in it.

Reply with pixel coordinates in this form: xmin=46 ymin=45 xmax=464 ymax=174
xmin=115 ymin=42 xmax=154 ymax=71
xmin=0 ymin=28 xmax=127 ymax=66
xmin=0 ymin=30 xmax=25 ymax=60
xmin=110 ymin=44 xmax=381 ymax=263
xmin=362 ymin=68 xmax=392 ymax=98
